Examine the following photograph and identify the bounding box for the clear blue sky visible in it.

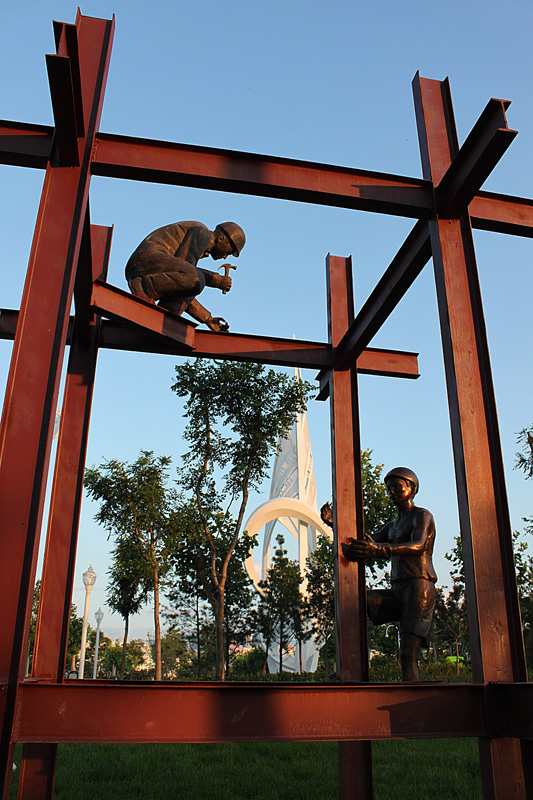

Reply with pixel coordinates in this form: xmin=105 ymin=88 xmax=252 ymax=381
xmin=1 ymin=0 xmax=532 ymax=641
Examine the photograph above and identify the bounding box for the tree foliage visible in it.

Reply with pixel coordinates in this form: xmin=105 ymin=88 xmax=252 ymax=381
xmin=305 ymin=536 xmax=335 ymax=673
xmin=256 ymin=534 xmax=308 ymax=674
xmin=170 ymin=359 xmax=312 ymax=680
xmin=84 ymin=450 xmax=177 ymax=680
xmin=515 ymin=425 xmax=533 ymax=481
xmin=165 ymin=499 xmax=257 ymax=677
xmin=107 ymin=537 xmax=152 ymax=678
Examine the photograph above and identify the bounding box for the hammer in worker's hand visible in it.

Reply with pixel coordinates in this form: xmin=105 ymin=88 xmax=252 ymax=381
xmin=219 ymin=263 xmax=236 ymax=294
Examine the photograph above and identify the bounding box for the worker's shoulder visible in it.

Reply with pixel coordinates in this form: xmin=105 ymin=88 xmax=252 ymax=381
xmin=412 ymin=505 xmax=435 ymax=525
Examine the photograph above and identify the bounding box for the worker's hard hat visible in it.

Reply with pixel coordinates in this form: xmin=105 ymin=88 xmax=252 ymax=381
xmin=384 ymin=467 xmax=419 ymax=494
xmin=216 ymin=222 xmax=246 ymax=257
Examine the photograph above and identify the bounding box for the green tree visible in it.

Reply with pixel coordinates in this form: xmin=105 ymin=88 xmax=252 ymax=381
xmin=258 ymin=534 xmax=307 ymax=674
xmin=26 ymin=580 xmax=41 ymax=675
xmin=84 ymin=450 xmax=177 ymax=680
xmin=512 ymin=527 xmax=533 ymax=666
xmin=305 ymin=536 xmax=335 ymax=673
xmin=515 ymin=425 xmax=533 ymax=481
xmin=165 ymin=499 xmax=258 ymax=678
xmin=432 ymin=536 xmax=469 ymax=673
xmin=148 ymin=629 xmax=191 ymax=679
xmin=171 ymin=359 xmax=312 ymax=680
xmin=107 ymin=538 xmax=152 ymax=679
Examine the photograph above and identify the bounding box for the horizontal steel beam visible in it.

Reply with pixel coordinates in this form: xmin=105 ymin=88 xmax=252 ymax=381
xmin=0 ymin=307 xmax=419 ymax=377
xmin=0 ymin=121 xmax=53 ymax=169
xmin=10 ymin=681 xmax=487 ymax=743
xmin=470 ymin=190 xmax=533 ymax=237
xmin=2 ymin=122 xmax=533 ymax=237
xmin=316 ymin=347 xmax=419 ymax=400
xmin=90 ymin=133 xmax=434 ymax=218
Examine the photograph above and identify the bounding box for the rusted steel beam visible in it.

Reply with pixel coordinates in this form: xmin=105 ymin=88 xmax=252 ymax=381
xmin=0 ymin=121 xmax=53 ymax=168
xmin=413 ymin=72 xmax=530 ymax=800
xmin=317 ymin=348 xmax=419 ymax=400
xmin=0 ymin=310 xmax=18 ymax=339
xmin=30 ymin=226 xmax=112 ymax=684
xmin=17 ymin=223 xmax=113 ymax=800
xmin=0 ymin=309 xmax=418 ymax=380
xmin=63 ymin=23 xmax=85 ymax=136
xmin=486 ymin=684 xmax=533 ymax=740
xmin=333 ymin=220 xmax=430 ymax=371
xmin=46 ymin=54 xmax=79 ymax=166
xmin=91 ymin=132 xmax=434 ymax=219
xmin=74 ymin=220 xmax=113 ymax=345
xmin=470 ymin=190 xmax=533 ymax=237
xmin=10 ymin=682 xmax=485 ymax=743
xmin=3 ymin=118 xmax=533 ymax=238
xmin=90 ymin=280 xmax=196 ymax=349
xmin=434 ymin=98 xmax=517 ymax=218
xmin=326 ymin=255 xmax=373 ymax=799
xmin=0 ymin=15 xmax=114 ymax=799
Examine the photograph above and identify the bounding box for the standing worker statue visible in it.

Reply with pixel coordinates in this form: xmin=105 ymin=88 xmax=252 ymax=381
xmin=321 ymin=467 xmax=437 ymax=681
xmin=125 ymin=220 xmax=246 ymax=331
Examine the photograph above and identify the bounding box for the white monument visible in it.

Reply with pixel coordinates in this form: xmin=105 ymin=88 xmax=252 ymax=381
xmin=244 ymin=371 xmax=331 ymax=672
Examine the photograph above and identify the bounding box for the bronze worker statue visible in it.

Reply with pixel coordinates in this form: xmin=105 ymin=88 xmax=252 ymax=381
xmin=321 ymin=467 xmax=437 ymax=681
xmin=125 ymin=221 xmax=246 ymax=331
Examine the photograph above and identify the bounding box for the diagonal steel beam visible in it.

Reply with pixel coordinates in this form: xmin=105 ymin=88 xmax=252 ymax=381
xmin=333 ymin=219 xmax=431 ymax=370
xmin=90 ymin=280 xmax=196 ymax=349
xmin=434 ymin=98 xmax=517 ymax=218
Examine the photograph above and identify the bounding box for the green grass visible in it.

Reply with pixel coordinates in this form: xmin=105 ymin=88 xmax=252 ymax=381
xmin=10 ymin=739 xmax=482 ymax=799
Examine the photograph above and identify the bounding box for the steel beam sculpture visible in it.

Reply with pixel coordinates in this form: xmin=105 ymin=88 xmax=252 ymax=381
xmin=0 ymin=11 xmax=532 ymax=800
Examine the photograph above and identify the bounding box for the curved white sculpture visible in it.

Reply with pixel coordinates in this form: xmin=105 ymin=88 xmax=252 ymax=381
xmin=244 ymin=498 xmax=332 ymax=596
xmin=243 ymin=378 xmax=332 ymax=673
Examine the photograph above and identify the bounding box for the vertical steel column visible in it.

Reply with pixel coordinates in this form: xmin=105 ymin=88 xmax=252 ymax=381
xmin=413 ymin=74 xmax=530 ymax=799
xmin=16 ymin=224 xmax=112 ymax=800
xmin=0 ymin=15 xmax=114 ymax=798
xmin=327 ymin=255 xmax=373 ymax=800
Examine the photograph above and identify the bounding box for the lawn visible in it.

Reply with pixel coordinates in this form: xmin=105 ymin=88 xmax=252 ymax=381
xmin=10 ymin=738 xmax=482 ymax=799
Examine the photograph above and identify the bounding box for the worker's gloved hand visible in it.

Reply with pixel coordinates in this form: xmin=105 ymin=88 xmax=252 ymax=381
xmin=211 ymin=272 xmax=232 ymax=292
xmin=206 ymin=316 xmax=229 ymax=332
xmin=341 ymin=536 xmax=390 ymax=562
xmin=320 ymin=502 xmax=333 ymax=528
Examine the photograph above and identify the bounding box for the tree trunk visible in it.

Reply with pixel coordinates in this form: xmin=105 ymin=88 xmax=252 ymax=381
xmin=120 ymin=614 xmax=129 ymax=679
xmin=263 ymin=633 xmax=270 ymax=675
xmin=196 ymin=590 xmax=201 ymax=678
xmin=152 ymin=543 xmax=162 ymax=681
xmin=215 ymin=588 xmax=225 ymax=680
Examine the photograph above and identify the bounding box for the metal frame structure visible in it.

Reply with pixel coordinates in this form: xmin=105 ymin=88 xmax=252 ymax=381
xmin=1 ymin=11 xmax=532 ymax=800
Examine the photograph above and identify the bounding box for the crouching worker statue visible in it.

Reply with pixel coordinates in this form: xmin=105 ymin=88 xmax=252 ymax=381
xmin=321 ymin=467 xmax=437 ymax=681
xmin=125 ymin=220 xmax=246 ymax=331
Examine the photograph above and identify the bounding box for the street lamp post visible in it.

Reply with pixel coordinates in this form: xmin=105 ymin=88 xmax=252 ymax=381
xmin=93 ymin=607 xmax=104 ymax=678
xmin=78 ymin=565 xmax=97 ymax=679
xmin=386 ymin=624 xmax=400 ymax=666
